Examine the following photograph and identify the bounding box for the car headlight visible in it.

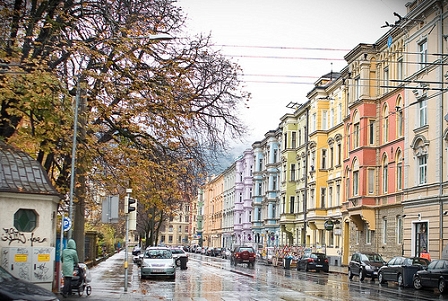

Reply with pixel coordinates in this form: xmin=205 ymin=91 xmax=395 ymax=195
xmin=365 ymin=265 xmax=373 ymax=271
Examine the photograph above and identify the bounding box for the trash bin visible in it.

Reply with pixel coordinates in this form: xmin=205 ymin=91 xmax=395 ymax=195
xmin=180 ymin=256 xmax=188 ymax=270
xmin=283 ymin=257 xmax=292 ymax=270
xmin=402 ymin=265 xmax=420 ymax=287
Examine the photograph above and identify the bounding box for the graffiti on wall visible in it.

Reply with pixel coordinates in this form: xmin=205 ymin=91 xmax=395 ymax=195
xmin=1 ymin=228 xmax=47 ymax=246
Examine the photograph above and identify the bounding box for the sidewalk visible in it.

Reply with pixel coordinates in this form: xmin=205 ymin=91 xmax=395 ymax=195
xmin=60 ymin=249 xmax=146 ymax=300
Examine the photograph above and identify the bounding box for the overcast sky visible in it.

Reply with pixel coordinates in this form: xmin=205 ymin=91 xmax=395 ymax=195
xmin=175 ymin=0 xmax=410 ymax=152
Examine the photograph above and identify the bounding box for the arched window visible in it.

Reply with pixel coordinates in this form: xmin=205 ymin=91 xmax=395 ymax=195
xmin=353 ymin=111 xmax=360 ymax=148
xmin=383 ymin=104 xmax=389 ymax=143
xmin=382 ymin=154 xmax=389 ymax=193
xmin=352 ymin=159 xmax=360 ymax=196
xmin=396 ymin=96 xmax=403 ymax=138
xmin=396 ymin=149 xmax=403 ymax=191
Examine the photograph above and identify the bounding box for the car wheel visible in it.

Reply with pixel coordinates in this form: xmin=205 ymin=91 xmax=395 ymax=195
xmin=348 ymin=268 xmax=353 ymax=280
xmin=397 ymin=274 xmax=403 ymax=287
xmin=378 ymin=272 xmax=385 ymax=284
xmin=439 ymin=279 xmax=447 ymax=294
xmin=175 ymin=258 xmax=181 ymax=267
xmin=413 ymin=276 xmax=422 ymax=290
xmin=359 ymin=269 xmax=365 ymax=281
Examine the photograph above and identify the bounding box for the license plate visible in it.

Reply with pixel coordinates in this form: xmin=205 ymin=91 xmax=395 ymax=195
xmin=243 ymin=260 xmax=249 ymax=262
xmin=152 ymin=269 xmax=164 ymax=273
xmin=316 ymin=265 xmax=323 ymax=268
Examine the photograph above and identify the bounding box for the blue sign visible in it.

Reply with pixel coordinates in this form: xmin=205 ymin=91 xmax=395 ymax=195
xmin=63 ymin=217 xmax=72 ymax=232
xmin=387 ymin=35 xmax=393 ymax=48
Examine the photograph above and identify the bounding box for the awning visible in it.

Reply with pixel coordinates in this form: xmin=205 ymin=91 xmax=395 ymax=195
xmin=308 ymin=220 xmax=325 ymax=230
xmin=349 ymin=208 xmax=376 ymax=230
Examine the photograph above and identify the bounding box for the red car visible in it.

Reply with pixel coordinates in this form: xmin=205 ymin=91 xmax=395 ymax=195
xmin=231 ymin=246 xmax=256 ymax=267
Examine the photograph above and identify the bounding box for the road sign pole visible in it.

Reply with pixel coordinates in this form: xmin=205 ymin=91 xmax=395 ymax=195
xmin=124 ymin=188 xmax=132 ymax=292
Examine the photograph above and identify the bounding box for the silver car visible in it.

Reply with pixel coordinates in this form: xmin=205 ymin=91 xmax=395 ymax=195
xmin=140 ymin=247 xmax=176 ymax=279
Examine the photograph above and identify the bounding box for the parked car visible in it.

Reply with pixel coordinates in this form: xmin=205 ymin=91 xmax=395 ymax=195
xmin=413 ymin=259 xmax=448 ymax=294
xmin=140 ymin=247 xmax=176 ymax=279
xmin=0 ymin=266 xmax=59 ymax=301
xmin=221 ymin=248 xmax=231 ymax=259
xmin=132 ymin=245 xmax=141 ymax=256
xmin=195 ymin=246 xmax=202 ymax=254
xmin=348 ymin=251 xmax=386 ymax=281
xmin=297 ymin=252 xmax=329 ymax=272
xmin=378 ymin=256 xmax=429 ymax=287
xmin=210 ymin=247 xmax=222 ymax=257
xmin=171 ymin=248 xmax=189 ymax=267
xmin=231 ymin=246 xmax=256 ymax=267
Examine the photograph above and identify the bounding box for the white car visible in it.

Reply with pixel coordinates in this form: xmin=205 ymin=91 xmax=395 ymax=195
xmin=140 ymin=247 xmax=176 ymax=279
xmin=171 ymin=248 xmax=188 ymax=267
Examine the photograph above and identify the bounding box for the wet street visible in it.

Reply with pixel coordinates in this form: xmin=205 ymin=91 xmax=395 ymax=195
xmin=63 ymin=250 xmax=448 ymax=301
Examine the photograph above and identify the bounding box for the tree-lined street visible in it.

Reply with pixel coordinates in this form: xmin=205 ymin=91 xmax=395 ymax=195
xmin=62 ymin=250 xmax=448 ymax=301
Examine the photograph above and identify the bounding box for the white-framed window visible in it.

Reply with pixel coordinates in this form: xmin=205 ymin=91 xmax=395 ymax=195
xmin=419 ymin=40 xmax=427 ymax=70
xmin=355 ymin=77 xmax=361 ymax=100
xmin=354 ymin=122 xmax=360 ymax=148
xmin=368 ymin=169 xmax=375 ymax=194
xmin=419 ymin=99 xmax=427 ymax=127
xmin=328 ymin=186 xmax=333 ymax=208
xmin=396 ymin=215 xmax=403 ymax=245
xmin=320 ymin=187 xmax=326 ymax=208
xmin=396 ymin=150 xmax=403 ymax=191
xmin=290 ymin=164 xmax=296 ymax=181
xmin=321 ymin=149 xmax=327 ymax=169
xmin=312 ymin=113 xmax=317 ymax=132
xmin=369 ymin=120 xmax=375 ymax=145
xmin=322 ymin=110 xmax=328 ymax=130
xmin=291 ymin=131 xmax=296 ymax=148
xmin=366 ymin=224 xmax=372 ymax=244
xmin=353 ymin=159 xmax=359 ymax=196
xmin=397 ymin=57 xmax=403 ymax=80
xmin=382 ymin=156 xmax=388 ymax=193
xmin=382 ymin=218 xmax=388 ymax=245
xmin=338 ymin=103 xmax=342 ymax=123
xmin=418 ymin=155 xmax=427 ymax=185
xmin=330 ymin=108 xmax=334 ymax=128
xmin=289 ymin=196 xmax=295 ymax=214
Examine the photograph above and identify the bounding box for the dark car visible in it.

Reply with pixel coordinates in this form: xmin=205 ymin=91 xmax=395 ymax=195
xmin=231 ymin=246 xmax=256 ymax=267
xmin=297 ymin=252 xmax=329 ymax=272
xmin=378 ymin=256 xmax=429 ymax=287
xmin=211 ymin=247 xmax=222 ymax=257
xmin=0 ymin=266 xmax=59 ymax=301
xmin=348 ymin=251 xmax=386 ymax=281
xmin=413 ymin=259 xmax=448 ymax=294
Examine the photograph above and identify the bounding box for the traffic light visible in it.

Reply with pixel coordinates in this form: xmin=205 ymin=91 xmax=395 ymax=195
xmin=127 ymin=197 xmax=136 ymax=213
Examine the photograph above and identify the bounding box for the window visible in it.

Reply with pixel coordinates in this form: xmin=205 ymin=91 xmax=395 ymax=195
xmin=355 ymin=77 xmax=360 ymax=100
xmin=368 ymin=169 xmax=375 ymax=194
xmin=397 ymin=57 xmax=403 ymax=80
xmin=353 ymin=159 xmax=359 ymax=196
xmin=330 ymin=108 xmax=334 ymax=128
xmin=321 ymin=149 xmax=327 ymax=169
xmin=419 ymin=40 xmax=427 ymax=70
xmin=397 ymin=109 xmax=403 ymax=137
xmin=320 ymin=188 xmax=326 ymax=208
xmin=337 ymin=143 xmax=342 ymax=166
xmin=298 ymin=129 xmax=302 ymax=146
xmin=396 ymin=150 xmax=403 ymax=191
xmin=366 ymin=225 xmax=372 ymax=244
xmin=322 ymin=110 xmax=328 ymax=130
xmin=312 ymin=113 xmax=316 ymax=132
xmin=328 ymin=186 xmax=333 ymax=208
xmin=338 ymin=103 xmax=342 ymax=123
xmin=336 ymin=184 xmax=341 ymax=206
xmin=384 ymin=67 xmax=389 ymax=93
xmin=369 ymin=120 xmax=375 ymax=145
xmin=382 ymin=156 xmax=388 ymax=193
xmin=289 ymin=196 xmax=295 ymax=214
xmin=291 ymin=132 xmax=297 ymax=148
xmin=382 ymin=218 xmax=388 ymax=245
xmin=284 ymin=133 xmax=287 ymax=149
xmin=353 ymin=170 xmax=359 ymax=196
xmin=14 ymin=209 xmax=37 ymax=232
xmin=330 ymin=146 xmax=334 ymax=168
xmin=354 ymin=122 xmax=360 ymax=148
xmin=418 ymin=155 xmax=427 ymax=184
xmin=273 ymin=149 xmax=278 ymax=163
xmin=396 ymin=215 xmax=403 ymax=244
xmin=383 ymin=105 xmax=389 ymax=143
xmin=290 ymin=164 xmax=296 ymax=181
xmin=419 ymin=99 xmax=427 ymax=127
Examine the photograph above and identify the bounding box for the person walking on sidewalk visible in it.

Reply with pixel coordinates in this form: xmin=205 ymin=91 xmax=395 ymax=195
xmin=61 ymin=239 xmax=79 ymax=298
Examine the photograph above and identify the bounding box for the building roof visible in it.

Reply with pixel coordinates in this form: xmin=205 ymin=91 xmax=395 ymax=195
xmin=0 ymin=141 xmax=61 ymax=196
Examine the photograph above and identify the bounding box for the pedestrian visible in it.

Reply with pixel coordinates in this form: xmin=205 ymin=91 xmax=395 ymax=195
xmin=420 ymin=246 xmax=431 ymax=261
xmin=61 ymin=239 xmax=79 ymax=298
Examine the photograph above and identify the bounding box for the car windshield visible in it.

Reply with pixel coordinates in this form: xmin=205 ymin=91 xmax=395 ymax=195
xmin=171 ymin=249 xmax=184 ymax=254
xmin=239 ymin=247 xmax=253 ymax=252
xmin=145 ymin=250 xmax=172 ymax=259
xmin=361 ymin=253 xmax=383 ymax=262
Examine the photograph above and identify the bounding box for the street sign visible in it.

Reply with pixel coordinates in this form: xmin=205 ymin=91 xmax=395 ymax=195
xmin=63 ymin=217 xmax=72 ymax=232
